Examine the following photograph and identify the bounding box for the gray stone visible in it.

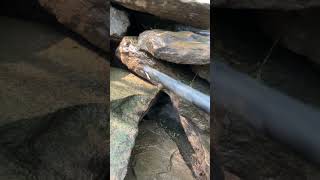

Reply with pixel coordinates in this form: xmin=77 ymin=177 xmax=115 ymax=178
xmin=110 ymin=67 xmax=159 ymax=180
xmin=110 ymin=6 xmax=130 ymax=40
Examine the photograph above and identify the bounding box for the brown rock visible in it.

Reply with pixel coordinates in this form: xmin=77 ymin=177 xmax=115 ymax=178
xmin=111 ymin=0 xmax=210 ymax=28
xmin=39 ymin=0 xmax=109 ymax=52
xmin=0 ymin=17 xmax=108 ymax=126
xmin=138 ymin=30 xmax=210 ymax=65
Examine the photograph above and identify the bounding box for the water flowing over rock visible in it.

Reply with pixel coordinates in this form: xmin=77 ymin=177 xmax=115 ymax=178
xmin=138 ymin=30 xmax=210 ymax=65
xmin=111 ymin=0 xmax=210 ymax=28
xmin=110 ymin=68 xmax=159 ymax=180
xmin=38 ymin=0 xmax=109 ymax=52
xmin=110 ymin=6 xmax=130 ymax=40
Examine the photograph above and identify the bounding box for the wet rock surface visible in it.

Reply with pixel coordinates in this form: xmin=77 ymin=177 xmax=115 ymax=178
xmin=0 ymin=16 xmax=109 ymax=179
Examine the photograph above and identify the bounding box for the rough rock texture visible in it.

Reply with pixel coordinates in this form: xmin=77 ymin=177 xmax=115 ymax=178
xmin=0 ymin=17 xmax=108 ymax=180
xmin=138 ymin=30 xmax=210 ymax=65
xmin=39 ymin=0 xmax=109 ymax=52
xmin=116 ymin=36 xmax=210 ymax=179
xmin=125 ymin=120 xmax=194 ymax=180
xmin=214 ymin=0 xmax=320 ymax=10
xmin=110 ymin=6 xmax=130 ymax=40
xmin=111 ymin=0 xmax=210 ymax=28
xmin=260 ymin=9 xmax=320 ymax=65
xmin=110 ymin=68 xmax=159 ymax=180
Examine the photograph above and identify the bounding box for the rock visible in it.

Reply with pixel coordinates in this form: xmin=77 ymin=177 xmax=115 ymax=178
xmin=0 ymin=17 xmax=108 ymax=126
xmin=38 ymin=0 xmax=109 ymax=52
xmin=125 ymin=120 xmax=195 ymax=180
xmin=110 ymin=67 xmax=160 ymax=180
xmin=168 ymin=93 xmax=210 ymax=180
xmin=214 ymin=0 xmax=320 ymax=10
xmin=110 ymin=6 xmax=130 ymax=40
xmin=260 ymin=9 xmax=320 ymax=65
xmin=111 ymin=0 xmax=210 ymax=28
xmin=116 ymin=36 xmax=210 ymax=179
xmin=192 ymin=65 xmax=210 ymax=82
xmin=138 ymin=30 xmax=210 ymax=65
xmin=0 ymin=16 xmax=109 ymax=180
xmin=0 ymin=103 xmax=108 ymax=179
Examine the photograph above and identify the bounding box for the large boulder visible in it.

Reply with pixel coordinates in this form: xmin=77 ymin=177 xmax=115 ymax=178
xmin=110 ymin=68 xmax=160 ymax=180
xmin=138 ymin=30 xmax=210 ymax=65
xmin=0 ymin=17 xmax=108 ymax=126
xmin=39 ymin=0 xmax=109 ymax=52
xmin=0 ymin=17 xmax=108 ymax=179
xmin=0 ymin=103 xmax=108 ymax=180
xmin=111 ymin=0 xmax=210 ymax=28
xmin=214 ymin=0 xmax=320 ymax=10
